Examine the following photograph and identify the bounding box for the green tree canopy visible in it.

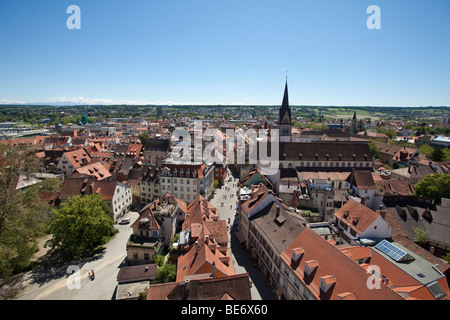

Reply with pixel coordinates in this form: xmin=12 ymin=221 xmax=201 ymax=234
xmin=414 ymin=174 xmax=450 ymax=204
xmin=418 ymin=144 xmax=434 ymax=155
xmin=431 ymin=148 xmax=444 ymax=162
xmin=46 ymin=194 xmax=117 ymax=259
xmin=138 ymin=132 xmax=150 ymax=145
xmin=368 ymin=142 xmax=381 ymax=159
xmin=0 ymin=145 xmax=47 ymax=279
xmin=413 ymin=227 xmax=429 ymax=244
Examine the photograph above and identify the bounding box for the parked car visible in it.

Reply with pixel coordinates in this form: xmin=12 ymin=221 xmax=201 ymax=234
xmin=118 ymin=217 xmax=131 ymax=225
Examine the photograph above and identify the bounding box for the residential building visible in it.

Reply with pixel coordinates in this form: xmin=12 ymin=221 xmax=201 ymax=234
xmin=237 ymin=183 xmax=287 ymax=248
xmin=56 ymin=148 xmax=91 ymax=177
xmin=373 ymin=141 xmax=409 ymax=165
xmin=177 ymin=196 xmax=234 ymax=283
xmin=74 ymin=161 xmax=111 ymax=181
xmin=346 ymin=170 xmax=377 ymax=209
xmin=140 ymin=166 xmax=161 ymax=204
xmin=333 ymin=199 xmax=392 ymax=245
xmin=392 ymin=146 xmax=419 ymax=167
xmin=247 ymin=201 xmax=305 ymax=296
xmin=294 ymin=178 xmax=334 ymax=221
xmin=390 ymin=165 xmax=436 ymax=186
xmin=241 ymin=168 xmax=276 ymax=192
xmin=115 ymin=264 xmax=158 ymax=300
xmin=92 ymin=180 xmax=132 ymax=221
xmin=56 ymin=176 xmax=131 ymax=221
xmin=127 ymin=205 xmax=164 ymax=266
xmin=279 ymin=227 xmax=449 ymax=300
xmin=160 ymin=159 xmax=214 ymax=204
xmin=142 ymin=138 xmax=170 ymax=167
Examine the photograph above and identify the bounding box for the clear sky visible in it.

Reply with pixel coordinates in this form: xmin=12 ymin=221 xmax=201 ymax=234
xmin=0 ymin=0 xmax=449 ymax=107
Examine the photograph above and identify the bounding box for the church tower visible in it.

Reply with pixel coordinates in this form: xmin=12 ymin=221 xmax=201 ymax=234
xmin=349 ymin=111 xmax=357 ymax=136
xmin=278 ymin=80 xmax=293 ymax=142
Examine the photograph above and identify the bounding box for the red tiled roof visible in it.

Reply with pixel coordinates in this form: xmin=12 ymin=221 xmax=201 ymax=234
xmin=280 ymin=227 xmax=403 ymax=300
xmin=334 ymin=199 xmax=381 ymax=234
xmin=63 ymin=148 xmax=91 ymax=168
xmin=147 ymin=273 xmax=251 ymax=300
xmin=75 ymin=162 xmax=111 ymax=180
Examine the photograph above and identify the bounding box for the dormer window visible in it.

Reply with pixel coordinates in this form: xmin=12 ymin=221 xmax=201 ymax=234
xmin=304 ymin=260 xmax=318 ymax=276
xmin=291 ymin=247 xmax=304 ymax=267
xmin=320 ymin=275 xmax=336 ymax=293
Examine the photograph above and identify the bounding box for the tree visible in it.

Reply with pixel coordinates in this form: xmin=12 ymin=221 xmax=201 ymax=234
xmin=357 ymin=119 xmax=364 ymax=133
xmin=139 ymin=132 xmax=150 ymax=145
xmin=156 ymin=261 xmax=176 ymax=283
xmin=46 ymin=194 xmax=117 ymax=259
xmin=431 ymin=148 xmax=444 ymax=162
xmin=385 ymin=130 xmax=396 ymax=140
xmin=413 ymin=227 xmax=429 ymax=244
xmin=414 ymin=174 xmax=450 ymax=204
xmin=368 ymin=142 xmax=381 ymax=159
xmin=418 ymin=144 xmax=434 ymax=155
xmin=444 ymin=252 xmax=450 ymax=265
xmin=0 ymin=145 xmax=47 ymax=279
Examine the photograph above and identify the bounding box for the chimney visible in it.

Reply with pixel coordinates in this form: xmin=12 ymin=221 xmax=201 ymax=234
xmin=379 ymin=210 xmax=386 ymax=220
xmin=195 ymin=241 xmax=199 ymax=255
xmin=360 ymin=197 xmax=366 ymax=206
xmin=211 ymin=261 xmax=216 ymax=278
xmin=276 ymin=206 xmax=280 ymax=217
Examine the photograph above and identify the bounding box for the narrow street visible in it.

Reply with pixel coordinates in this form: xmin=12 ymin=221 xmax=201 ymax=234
xmin=209 ymin=169 xmax=277 ymax=300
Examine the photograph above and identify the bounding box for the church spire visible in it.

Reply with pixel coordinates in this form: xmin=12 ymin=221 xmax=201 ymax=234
xmin=279 ymin=79 xmax=291 ymax=125
xmin=278 ymin=78 xmax=293 ymax=142
xmin=282 ymin=79 xmax=289 ymax=110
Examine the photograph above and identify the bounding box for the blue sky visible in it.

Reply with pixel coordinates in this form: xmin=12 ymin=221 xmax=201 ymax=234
xmin=0 ymin=0 xmax=449 ymax=106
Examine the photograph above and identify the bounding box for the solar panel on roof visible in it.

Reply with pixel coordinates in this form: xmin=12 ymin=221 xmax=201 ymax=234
xmin=427 ymin=281 xmax=447 ymax=300
xmin=375 ymin=240 xmax=408 ymax=262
